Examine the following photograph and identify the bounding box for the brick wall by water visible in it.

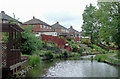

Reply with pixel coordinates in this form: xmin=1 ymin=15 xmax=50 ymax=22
xmin=74 ymin=37 xmax=80 ymax=41
xmin=41 ymin=35 xmax=65 ymax=48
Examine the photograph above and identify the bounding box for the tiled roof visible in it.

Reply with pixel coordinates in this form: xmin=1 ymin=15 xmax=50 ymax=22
xmin=23 ymin=16 xmax=51 ymax=26
xmin=69 ymin=26 xmax=81 ymax=34
xmin=52 ymin=22 xmax=68 ymax=30
xmin=0 ymin=11 xmax=22 ymax=23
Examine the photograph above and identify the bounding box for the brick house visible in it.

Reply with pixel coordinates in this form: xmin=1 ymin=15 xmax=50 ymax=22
xmin=22 ymin=16 xmax=57 ymax=36
xmin=68 ymin=26 xmax=82 ymax=42
xmin=68 ymin=26 xmax=81 ymax=38
xmin=0 ymin=11 xmax=22 ymax=25
xmin=52 ymin=22 xmax=69 ymax=37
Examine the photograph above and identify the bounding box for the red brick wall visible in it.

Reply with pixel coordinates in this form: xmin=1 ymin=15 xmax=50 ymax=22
xmin=41 ymin=35 xmax=65 ymax=49
xmin=22 ymin=24 xmax=54 ymax=32
xmin=75 ymin=37 xmax=79 ymax=41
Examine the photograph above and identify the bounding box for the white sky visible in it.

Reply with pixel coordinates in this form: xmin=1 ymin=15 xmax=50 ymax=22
xmin=0 ymin=0 xmax=97 ymax=32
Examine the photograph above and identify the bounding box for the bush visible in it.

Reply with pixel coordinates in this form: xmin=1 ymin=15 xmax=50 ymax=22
xmin=77 ymin=48 xmax=84 ymax=54
xmin=21 ymin=26 xmax=42 ymax=55
xmin=92 ymin=44 xmax=106 ymax=53
xmin=54 ymin=43 xmax=56 ymax=48
xmin=71 ymin=44 xmax=79 ymax=52
xmin=81 ymin=38 xmax=90 ymax=44
xmin=63 ymin=50 xmax=69 ymax=57
xmin=45 ymin=50 xmax=54 ymax=59
xmin=66 ymin=37 xmax=71 ymax=41
xmin=45 ymin=39 xmax=47 ymax=46
xmin=28 ymin=54 xmax=41 ymax=67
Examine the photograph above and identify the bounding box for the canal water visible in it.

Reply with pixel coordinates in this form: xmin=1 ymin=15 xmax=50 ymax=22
xmin=26 ymin=55 xmax=120 ymax=77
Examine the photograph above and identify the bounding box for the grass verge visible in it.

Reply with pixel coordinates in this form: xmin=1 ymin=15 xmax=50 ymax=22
xmin=94 ymin=53 xmax=120 ymax=63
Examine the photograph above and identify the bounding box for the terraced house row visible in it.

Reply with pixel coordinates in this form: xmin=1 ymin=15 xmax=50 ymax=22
xmin=0 ymin=11 xmax=82 ymax=40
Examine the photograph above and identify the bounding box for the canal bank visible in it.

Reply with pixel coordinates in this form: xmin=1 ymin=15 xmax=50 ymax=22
xmin=26 ymin=55 xmax=120 ymax=77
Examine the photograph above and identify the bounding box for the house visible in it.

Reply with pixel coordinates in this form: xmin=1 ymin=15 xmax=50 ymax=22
xmin=22 ymin=16 xmax=57 ymax=36
xmin=68 ymin=26 xmax=81 ymax=38
xmin=52 ymin=22 xmax=69 ymax=37
xmin=0 ymin=11 xmax=22 ymax=25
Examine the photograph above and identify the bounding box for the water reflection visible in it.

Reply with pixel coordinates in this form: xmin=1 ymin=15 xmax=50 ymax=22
xmin=26 ymin=56 xmax=120 ymax=77
xmin=43 ymin=60 xmax=119 ymax=77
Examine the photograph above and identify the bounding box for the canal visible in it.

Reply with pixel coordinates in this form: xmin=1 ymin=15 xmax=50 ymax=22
xmin=26 ymin=55 xmax=120 ymax=77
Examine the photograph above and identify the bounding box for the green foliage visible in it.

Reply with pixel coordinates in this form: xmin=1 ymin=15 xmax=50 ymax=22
xmin=57 ymin=50 xmax=69 ymax=58
xmin=77 ymin=48 xmax=84 ymax=54
xmin=81 ymin=38 xmax=90 ymax=44
xmin=2 ymin=32 xmax=9 ymax=42
xmin=92 ymin=44 xmax=106 ymax=53
xmin=94 ymin=52 xmax=120 ymax=63
xmin=45 ymin=39 xmax=47 ymax=46
xmin=82 ymin=4 xmax=99 ymax=44
xmin=46 ymin=46 xmax=61 ymax=53
xmin=82 ymin=2 xmax=120 ymax=49
xmin=66 ymin=37 xmax=71 ymax=41
xmin=58 ymin=36 xmax=64 ymax=38
xmin=45 ymin=50 xmax=54 ymax=59
xmin=70 ymin=52 xmax=79 ymax=57
xmin=21 ymin=25 xmax=42 ymax=54
xmin=54 ymin=43 xmax=56 ymax=48
xmin=71 ymin=44 xmax=79 ymax=52
xmin=28 ymin=54 xmax=41 ymax=67
xmin=63 ymin=49 xmax=69 ymax=57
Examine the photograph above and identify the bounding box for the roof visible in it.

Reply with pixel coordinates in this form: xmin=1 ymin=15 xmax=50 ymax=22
xmin=0 ymin=11 xmax=22 ymax=23
xmin=0 ymin=23 xmax=24 ymax=32
xmin=23 ymin=16 xmax=51 ymax=26
xmin=52 ymin=22 xmax=68 ymax=30
xmin=68 ymin=26 xmax=80 ymax=34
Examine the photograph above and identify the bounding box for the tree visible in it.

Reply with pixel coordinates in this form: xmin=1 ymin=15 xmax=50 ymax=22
xmin=82 ymin=4 xmax=99 ymax=44
xmin=98 ymin=2 xmax=120 ymax=49
xmin=21 ymin=25 xmax=42 ymax=54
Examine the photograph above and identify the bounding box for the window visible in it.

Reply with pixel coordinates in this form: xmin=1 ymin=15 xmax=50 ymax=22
xmin=47 ymin=26 xmax=48 ymax=29
xmin=50 ymin=27 xmax=51 ymax=29
xmin=61 ymin=29 xmax=64 ymax=32
xmin=44 ymin=25 xmax=46 ymax=28
xmin=40 ymin=25 xmax=42 ymax=28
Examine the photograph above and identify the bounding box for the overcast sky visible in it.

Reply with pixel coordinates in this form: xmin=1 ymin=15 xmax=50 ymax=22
xmin=0 ymin=0 xmax=97 ymax=32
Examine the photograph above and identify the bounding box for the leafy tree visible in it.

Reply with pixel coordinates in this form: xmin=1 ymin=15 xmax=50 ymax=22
xmin=82 ymin=4 xmax=99 ymax=44
xmin=98 ymin=2 xmax=120 ymax=49
xmin=21 ymin=25 xmax=42 ymax=54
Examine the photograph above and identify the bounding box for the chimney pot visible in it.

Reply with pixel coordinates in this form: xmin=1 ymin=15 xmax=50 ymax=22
xmin=70 ymin=26 xmax=73 ymax=28
xmin=56 ymin=21 xmax=59 ymax=24
xmin=1 ymin=11 xmax=5 ymax=14
xmin=33 ymin=16 xmax=35 ymax=19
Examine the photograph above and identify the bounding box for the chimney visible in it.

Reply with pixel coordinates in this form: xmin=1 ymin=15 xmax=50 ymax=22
xmin=33 ymin=16 xmax=35 ymax=19
xmin=1 ymin=11 xmax=5 ymax=14
xmin=56 ymin=21 xmax=59 ymax=24
xmin=70 ymin=26 xmax=73 ymax=28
